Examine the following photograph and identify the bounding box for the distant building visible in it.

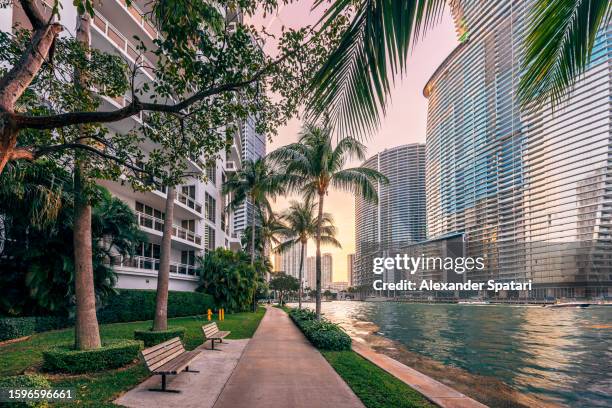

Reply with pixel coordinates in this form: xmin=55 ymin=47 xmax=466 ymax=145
xmin=276 ymin=241 xmax=307 ymax=283
xmin=326 ymin=282 xmax=348 ymax=292
xmin=306 ymin=256 xmax=315 ymax=290
xmin=322 ymin=253 xmax=333 ymax=288
xmin=347 ymin=254 xmax=355 ymax=287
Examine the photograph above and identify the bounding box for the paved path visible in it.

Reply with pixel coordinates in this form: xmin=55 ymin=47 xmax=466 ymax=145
xmin=213 ymin=306 xmax=364 ymax=408
xmin=115 ymin=339 xmax=248 ymax=408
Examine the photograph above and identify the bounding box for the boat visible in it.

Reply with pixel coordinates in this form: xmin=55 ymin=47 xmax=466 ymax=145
xmin=545 ymin=302 xmax=591 ymax=308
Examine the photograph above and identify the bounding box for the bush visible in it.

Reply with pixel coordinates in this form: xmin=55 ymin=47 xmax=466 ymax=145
xmin=42 ymin=339 xmax=143 ymax=373
xmin=0 ymin=316 xmax=72 ymax=342
xmin=288 ymin=308 xmax=351 ymax=351
xmin=134 ymin=327 xmax=186 ymax=347
xmin=97 ymin=289 xmax=214 ymax=324
xmin=0 ymin=374 xmax=50 ymax=408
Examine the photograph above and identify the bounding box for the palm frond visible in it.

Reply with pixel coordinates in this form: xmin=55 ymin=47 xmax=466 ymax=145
xmin=331 ymin=167 xmax=387 ymax=203
xmin=518 ymin=0 xmax=612 ymax=108
xmin=308 ymin=0 xmax=446 ymax=138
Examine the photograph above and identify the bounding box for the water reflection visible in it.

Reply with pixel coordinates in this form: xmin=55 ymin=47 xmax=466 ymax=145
xmin=307 ymin=301 xmax=611 ymax=407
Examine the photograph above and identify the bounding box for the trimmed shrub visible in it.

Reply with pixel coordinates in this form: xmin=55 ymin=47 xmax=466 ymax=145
xmin=0 ymin=374 xmax=50 ymax=408
xmin=0 ymin=316 xmax=72 ymax=342
xmin=288 ymin=308 xmax=351 ymax=351
xmin=134 ymin=327 xmax=186 ymax=347
xmin=42 ymin=339 xmax=143 ymax=373
xmin=97 ymin=290 xmax=214 ymax=324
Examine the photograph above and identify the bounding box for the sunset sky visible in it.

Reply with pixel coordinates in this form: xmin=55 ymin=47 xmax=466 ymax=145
xmin=252 ymin=3 xmax=459 ymax=282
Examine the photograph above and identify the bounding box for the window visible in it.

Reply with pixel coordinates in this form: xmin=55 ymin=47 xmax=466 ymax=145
xmin=181 ymin=250 xmax=196 ymax=266
xmin=207 ymin=166 xmax=216 ymax=186
xmin=205 ymin=193 xmax=216 ymax=223
xmin=205 ymin=226 xmax=215 ymax=253
xmin=135 ymin=202 xmax=164 ymax=231
xmin=181 ymin=219 xmax=196 ymax=232
xmin=182 ymin=185 xmax=195 ymax=199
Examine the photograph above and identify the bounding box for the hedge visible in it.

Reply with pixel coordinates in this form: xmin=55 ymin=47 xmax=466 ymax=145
xmin=42 ymin=339 xmax=143 ymax=373
xmin=97 ymin=289 xmax=214 ymax=324
xmin=0 ymin=290 xmax=214 ymax=342
xmin=0 ymin=316 xmax=72 ymax=342
xmin=288 ymin=308 xmax=351 ymax=351
xmin=0 ymin=374 xmax=50 ymax=408
xmin=134 ymin=327 xmax=186 ymax=347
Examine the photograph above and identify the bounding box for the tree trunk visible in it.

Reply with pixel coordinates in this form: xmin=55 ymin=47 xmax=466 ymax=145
xmin=315 ymin=192 xmax=324 ymax=320
xmin=298 ymin=241 xmax=305 ymax=310
xmin=250 ymin=200 xmax=256 ymax=265
xmin=153 ymin=185 xmax=175 ymax=331
xmin=73 ymin=11 xmax=101 ymax=351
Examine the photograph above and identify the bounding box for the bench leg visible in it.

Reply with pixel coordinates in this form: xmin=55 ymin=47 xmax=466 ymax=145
xmin=185 ymin=366 xmax=200 ymax=373
xmin=149 ymin=374 xmax=180 ymax=393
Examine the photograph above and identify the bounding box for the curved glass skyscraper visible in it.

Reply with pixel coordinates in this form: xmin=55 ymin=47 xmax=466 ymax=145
xmin=354 ymin=144 xmax=427 ymax=287
xmin=424 ymin=0 xmax=612 ymax=298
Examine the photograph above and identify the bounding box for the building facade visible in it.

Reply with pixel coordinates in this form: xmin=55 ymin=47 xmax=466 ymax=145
xmin=306 ymin=256 xmax=315 ymax=290
xmin=321 ymin=253 xmax=333 ymax=289
xmin=1 ymin=1 xmax=244 ymax=292
xmin=423 ymin=0 xmax=612 ymax=298
xmin=274 ymin=241 xmax=307 ymax=283
xmin=347 ymin=253 xmax=354 ymax=287
xmin=354 ymin=144 xmax=427 ymax=288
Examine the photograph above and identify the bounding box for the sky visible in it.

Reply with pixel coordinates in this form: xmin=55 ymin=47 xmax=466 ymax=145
xmin=251 ymin=2 xmax=459 ymax=282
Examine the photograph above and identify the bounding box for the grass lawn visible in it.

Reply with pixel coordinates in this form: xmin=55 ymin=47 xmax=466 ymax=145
xmin=0 ymin=307 xmax=266 ymax=406
xmin=322 ymin=351 xmax=436 ymax=408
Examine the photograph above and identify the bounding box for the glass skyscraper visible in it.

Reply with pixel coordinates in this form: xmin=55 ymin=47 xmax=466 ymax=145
xmin=424 ymin=0 xmax=612 ymax=298
xmin=354 ymin=144 xmax=427 ymax=288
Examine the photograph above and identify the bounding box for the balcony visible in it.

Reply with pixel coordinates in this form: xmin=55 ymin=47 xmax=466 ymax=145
xmin=111 ymin=256 xmax=198 ymax=276
xmin=175 ymin=191 xmax=203 ymax=215
xmin=225 ymin=161 xmax=237 ymax=173
xmin=91 ymin=12 xmax=155 ymax=80
xmin=95 ymin=0 xmax=159 ymax=46
xmin=136 ymin=211 xmax=203 ymax=247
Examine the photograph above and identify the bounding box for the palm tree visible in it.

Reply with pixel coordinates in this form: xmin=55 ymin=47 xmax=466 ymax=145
xmin=308 ymin=0 xmax=611 ymax=136
xmin=269 ymin=124 xmax=387 ymax=318
xmin=242 ymin=208 xmax=288 ymax=259
xmin=223 ymin=158 xmax=289 ymax=265
xmin=275 ymin=200 xmax=341 ymax=309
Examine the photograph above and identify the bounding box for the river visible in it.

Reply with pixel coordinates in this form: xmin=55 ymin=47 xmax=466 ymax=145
xmin=303 ymin=301 xmax=611 ymax=407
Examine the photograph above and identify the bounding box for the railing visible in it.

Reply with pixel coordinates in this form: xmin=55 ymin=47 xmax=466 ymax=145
xmin=175 ymin=191 xmax=202 ymax=214
xmin=136 ymin=211 xmax=202 ymax=246
xmin=116 ymin=0 xmax=159 ymax=40
xmin=110 ymin=256 xmax=197 ymax=276
xmin=92 ymin=11 xmax=155 ymax=79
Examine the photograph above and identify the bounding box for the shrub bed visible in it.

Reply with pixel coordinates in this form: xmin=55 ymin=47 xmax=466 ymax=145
xmin=0 ymin=374 xmax=50 ymax=408
xmin=42 ymin=339 xmax=143 ymax=373
xmin=0 ymin=316 xmax=72 ymax=342
xmin=97 ymin=290 xmax=214 ymax=324
xmin=134 ymin=327 xmax=186 ymax=347
xmin=288 ymin=308 xmax=351 ymax=351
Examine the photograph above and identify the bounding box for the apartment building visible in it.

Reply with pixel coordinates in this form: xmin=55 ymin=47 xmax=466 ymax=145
xmin=1 ymin=1 xmax=244 ymax=292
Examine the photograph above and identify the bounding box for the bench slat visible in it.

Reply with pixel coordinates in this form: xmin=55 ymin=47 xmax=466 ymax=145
xmin=148 ymin=348 xmax=187 ymax=372
xmin=155 ymin=350 xmax=200 ymax=374
xmin=141 ymin=337 xmax=182 ymax=356
xmin=144 ymin=343 xmax=185 ymax=366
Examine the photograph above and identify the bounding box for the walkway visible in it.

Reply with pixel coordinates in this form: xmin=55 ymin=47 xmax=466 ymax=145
xmin=213 ymin=306 xmax=364 ymax=408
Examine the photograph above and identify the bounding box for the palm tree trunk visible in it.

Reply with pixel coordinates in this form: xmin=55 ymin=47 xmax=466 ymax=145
xmin=250 ymin=201 xmax=256 ymax=265
xmin=298 ymin=241 xmax=305 ymax=310
xmin=250 ymin=200 xmax=257 ymax=311
xmin=153 ymin=185 xmax=175 ymax=331
xmin=315 ymin=192 xmax=324 ymax=320
xmin=73 ymin=12 xmax=101 ymax=350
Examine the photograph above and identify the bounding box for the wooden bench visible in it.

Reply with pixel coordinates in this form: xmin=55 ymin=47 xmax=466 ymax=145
xmin=140 ymin=337 xmax=200 ymax=392
xmin=202 ymin=322 xmax=230 ymax=350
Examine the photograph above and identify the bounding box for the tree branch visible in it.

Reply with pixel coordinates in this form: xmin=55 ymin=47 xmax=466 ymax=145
xmin=19 ymin=0 xmax=46 ymax=30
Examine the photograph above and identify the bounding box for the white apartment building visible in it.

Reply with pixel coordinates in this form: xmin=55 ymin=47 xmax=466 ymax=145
xmin=1 ymin=1 xmax=243 ymax=292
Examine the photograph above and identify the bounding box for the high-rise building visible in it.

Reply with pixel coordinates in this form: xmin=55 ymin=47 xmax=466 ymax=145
xmin=306 ymin=256 xmax=315 ymax=290
xmin=232 ymin=116 xmax=266 ymax=242
xmin=1 ymin=2 xmax=244 ymax=292
xmin=423 ymin=0 xmax=612 ymax=298
xmin=347 ymin=253 xmax=355 ymax=287
xmin=354 ymin=144 xmax=427 ymax=288
xmin=275 ymin=241 xmax=307 ymax=283
xmin=322 ymin=253 xmax=333 ymax=289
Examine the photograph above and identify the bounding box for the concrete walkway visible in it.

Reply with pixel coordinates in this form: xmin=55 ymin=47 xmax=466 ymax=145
xmin=352 ymin=341 xmax=488 ymax=408
xmin=115 ymin=339 xmax=248 ymax=408
xmin=213 ymin=306 xmax=365 ymax=408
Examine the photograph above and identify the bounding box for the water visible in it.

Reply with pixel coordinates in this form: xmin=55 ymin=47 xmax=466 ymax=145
xmin=315 ymin=301 xmax=611 ymax=407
